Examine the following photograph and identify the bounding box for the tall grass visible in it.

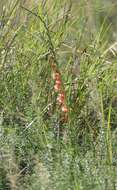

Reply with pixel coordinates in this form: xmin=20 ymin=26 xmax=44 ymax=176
xmin=0 ymin=0 xmax=117 ymax=189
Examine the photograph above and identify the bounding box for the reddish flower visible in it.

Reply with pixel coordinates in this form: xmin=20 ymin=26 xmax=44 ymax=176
xmin=61 ymin=105 xmax=68 ymax=113
xmin=51 ymin=66 xmax=68 ymax=117
xmin=57 ymin=93 xmax=65 ymax=104
xmin=55 ymin=80 xmax=61 ymax=85
xmin=54 ymin=84 xmax=61 ymax=92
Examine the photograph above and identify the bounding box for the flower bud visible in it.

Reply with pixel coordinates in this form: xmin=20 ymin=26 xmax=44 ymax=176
xmin=52 ymin=72 xmax=61 ymax=80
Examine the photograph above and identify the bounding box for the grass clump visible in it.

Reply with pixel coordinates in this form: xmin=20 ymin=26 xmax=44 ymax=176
xmin=0 ymin=0 xmax=117 ymax=189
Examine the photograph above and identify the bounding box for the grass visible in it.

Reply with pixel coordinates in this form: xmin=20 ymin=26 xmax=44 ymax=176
xmin=0 ymin=0 xmax=117 ymax=189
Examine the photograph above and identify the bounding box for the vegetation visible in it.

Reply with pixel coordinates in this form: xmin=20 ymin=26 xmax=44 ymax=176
xmin=0 ymin=0 xmax=117 ymax=189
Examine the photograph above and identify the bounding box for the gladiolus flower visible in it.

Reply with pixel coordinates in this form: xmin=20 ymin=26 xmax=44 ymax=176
xmin=54 ymin=84 xmax=61 ymax=92
xmin=57 ymin=93 xmax=65 ymax=104
xmin=55 ymin=80 xmax=61 ymax=85
xmin=51 ymin=66 xmax=68 ymax=117
xmin=61 ymin=105 xmax=68 ymax=113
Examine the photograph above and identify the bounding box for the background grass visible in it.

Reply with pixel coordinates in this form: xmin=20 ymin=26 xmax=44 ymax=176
xmin=0 ymin=0 xmax=117 ymax=189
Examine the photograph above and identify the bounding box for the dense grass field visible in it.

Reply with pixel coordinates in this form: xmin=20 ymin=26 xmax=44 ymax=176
xmin=0 ymin=0 xmax=117 ymax=189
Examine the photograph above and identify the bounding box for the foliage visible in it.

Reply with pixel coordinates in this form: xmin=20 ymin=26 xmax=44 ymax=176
xmin=0 ymin=0 xmax=117 ymax=189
